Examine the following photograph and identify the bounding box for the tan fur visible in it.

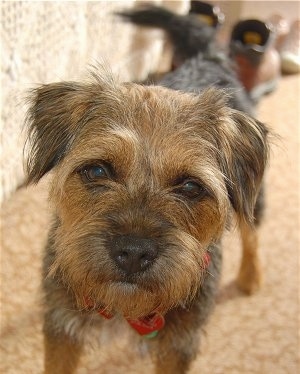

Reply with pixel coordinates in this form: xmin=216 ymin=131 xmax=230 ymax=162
xmin=237 ymin=221 xmax=262 ymax=294
xmin=25 ymin=71 xmax=269 ymax=373
xmin=44 ymin=333 xmax=82 ymax=374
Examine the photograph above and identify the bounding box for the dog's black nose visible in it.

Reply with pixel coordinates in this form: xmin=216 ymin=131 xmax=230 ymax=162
xmin=110 ymin=235 xmax=158 ymax=274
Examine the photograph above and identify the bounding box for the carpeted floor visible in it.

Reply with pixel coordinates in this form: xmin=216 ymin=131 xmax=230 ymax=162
xmin=1 ymin=73 xmax=299 ymax=373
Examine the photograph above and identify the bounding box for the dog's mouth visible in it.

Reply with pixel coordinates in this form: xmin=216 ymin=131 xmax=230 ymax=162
xmin=114 ymin=271 xmax=157 ymax=290
xmin=82 ymin=280 xmax=161 ymax=319
xmin=110 ymin=280 xmax=141 ymax=292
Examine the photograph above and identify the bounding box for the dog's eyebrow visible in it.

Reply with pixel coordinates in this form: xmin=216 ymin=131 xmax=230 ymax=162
xmin=107 ymin=126 xmax=139 ymax=145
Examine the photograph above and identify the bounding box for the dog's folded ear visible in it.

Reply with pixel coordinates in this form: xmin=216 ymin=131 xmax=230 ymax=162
xmin=218 ymin=109 xmax=269 ymax=224
xmin=24 ymin=82 xmax=89 ymax=184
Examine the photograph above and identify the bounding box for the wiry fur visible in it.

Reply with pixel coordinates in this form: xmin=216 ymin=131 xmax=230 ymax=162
xmin=24 ymin=6 xmax=269 ymax=374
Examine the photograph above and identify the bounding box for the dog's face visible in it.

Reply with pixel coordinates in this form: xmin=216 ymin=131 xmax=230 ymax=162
xmin=25 ymin=73 xmax=268 ymax=318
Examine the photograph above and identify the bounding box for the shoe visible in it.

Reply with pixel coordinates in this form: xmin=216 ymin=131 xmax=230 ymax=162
xmin=189 ymin=1 xmax=225 ymax=28
xmin=230 ymin=19 xmax=281 ymax=101
xmin=280 ymin=20 xmax=300 ymax=74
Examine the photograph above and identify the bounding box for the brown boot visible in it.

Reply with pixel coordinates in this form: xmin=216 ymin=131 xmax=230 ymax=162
xmin=189 ymin=0 xmax=225 ymax=28
xmin=229 ymin=19 xmax=281 ymax=101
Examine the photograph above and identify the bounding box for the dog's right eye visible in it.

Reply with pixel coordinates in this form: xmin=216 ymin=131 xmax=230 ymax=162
xmin=80 ymin=165 xmax=109 ymax=183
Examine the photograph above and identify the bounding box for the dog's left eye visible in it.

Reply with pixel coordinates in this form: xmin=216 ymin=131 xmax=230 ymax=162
xmin=176 ymin=181 xmax=207 ymax=200
xmin=81 ymin=165 xmax=109 ymax=182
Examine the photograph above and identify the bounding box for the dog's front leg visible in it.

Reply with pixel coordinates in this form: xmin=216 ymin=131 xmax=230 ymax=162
xmin=44 ymin=330 xmax=82 ymax=374
xmin=152 ymin=310 xmax=202 ymax=374
xmin=154 ymin=330 xmax=200 ymax=374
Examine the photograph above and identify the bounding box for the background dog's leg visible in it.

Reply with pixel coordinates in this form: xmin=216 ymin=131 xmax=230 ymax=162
xmin=44 ymin=332 xmax=82 ymax=374
xmin=237 ymin=187 xmax=265 ymax=294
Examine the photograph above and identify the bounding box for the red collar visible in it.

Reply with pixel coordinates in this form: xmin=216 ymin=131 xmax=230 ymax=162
xmin=85 ymin=252 xmax=210 ymax=338
xmin=84 ymin=297 xmax=165 ymax=338
xmin=98 ymin=308 xmax=165 ymax=338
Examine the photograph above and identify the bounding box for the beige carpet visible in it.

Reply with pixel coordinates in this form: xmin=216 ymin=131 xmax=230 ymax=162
xmin=1 ymin=74 xmax=299 ymax=373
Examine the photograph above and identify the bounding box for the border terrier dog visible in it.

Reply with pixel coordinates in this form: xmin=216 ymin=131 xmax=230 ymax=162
xmin=25 ymin=6 xmax=269 ymax=374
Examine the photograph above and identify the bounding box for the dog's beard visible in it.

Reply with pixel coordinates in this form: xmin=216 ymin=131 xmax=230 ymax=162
xmin=50 ymin=227 xmax=208 ymax=319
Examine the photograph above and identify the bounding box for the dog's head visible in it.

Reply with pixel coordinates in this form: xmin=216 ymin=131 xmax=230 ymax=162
xmin=25 ymin=72 xmax=268 ymax=318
